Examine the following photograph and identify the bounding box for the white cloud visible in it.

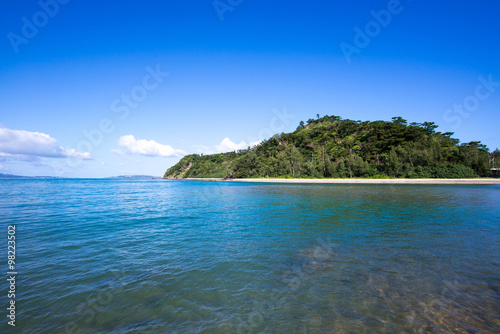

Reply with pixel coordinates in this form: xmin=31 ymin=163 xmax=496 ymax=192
xmin=250 ymin=140 xmax=263 ymax=147
xmin=216 ymin=137 xmax=248 ymax=152
xmin=0 ymin=127 xmax=91 ymax=160
xmin=111 ymin=148 xmax=125 ymax=156
xmin=215 ymin=137 xmax=262 ymax=153
xmin=118 ymin=135 xmax=186 ymax=158
xmin=61 ymin=148 xmax=91 ymax=159
xmin=193 ymin=145 xmax=216 ymax=155
xmin=0 ymin=152 xmax=39 ymax=162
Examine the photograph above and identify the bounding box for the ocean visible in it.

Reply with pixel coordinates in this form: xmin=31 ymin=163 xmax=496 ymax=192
xmin=1 ymin=179 xmax=499 ymax=333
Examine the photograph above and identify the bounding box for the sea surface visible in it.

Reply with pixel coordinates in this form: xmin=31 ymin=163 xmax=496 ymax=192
xmin=1 ymin=179 xmax=499 ymax=333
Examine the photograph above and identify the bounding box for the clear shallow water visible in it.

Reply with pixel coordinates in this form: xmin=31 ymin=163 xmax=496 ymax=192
xmin=1 ymin=179 xmax=499 ymax=333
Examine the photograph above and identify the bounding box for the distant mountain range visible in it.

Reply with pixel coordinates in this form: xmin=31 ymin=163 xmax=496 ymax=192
xmin=106 ymin=175 xmax=159 ymax=179
xmin=0 ymin=173 xmax=62 ymax=179
xmin=0 ymin=173 xmax=160 ymax=179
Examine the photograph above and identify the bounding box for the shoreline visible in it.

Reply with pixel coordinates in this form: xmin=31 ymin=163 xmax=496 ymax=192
xmin=167 ymin=178 xmax=500 ymax=185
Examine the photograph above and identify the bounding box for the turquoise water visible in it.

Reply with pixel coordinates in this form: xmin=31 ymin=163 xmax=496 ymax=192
xmin=1 ymin=179 xmax=499 ymax=333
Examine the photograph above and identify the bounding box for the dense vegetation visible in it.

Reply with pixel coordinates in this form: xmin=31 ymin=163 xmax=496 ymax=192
xmin=164 ymin=115 xmax=500 ymax=179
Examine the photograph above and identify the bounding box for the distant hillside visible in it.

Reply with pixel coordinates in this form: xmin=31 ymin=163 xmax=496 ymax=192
xmin=0 ymin=173 xmax=26 ymax=178
xmin=0 ymin=173 xmax=62 ymax=179
xmin=164 ymin=115 xmax=500 ymax=179
xmin=107 ymin=175 xmax=158 ymax=179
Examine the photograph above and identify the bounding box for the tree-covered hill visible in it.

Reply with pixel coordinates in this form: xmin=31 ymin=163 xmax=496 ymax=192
xmin=164 ymin=115 xmax=500 ymax=179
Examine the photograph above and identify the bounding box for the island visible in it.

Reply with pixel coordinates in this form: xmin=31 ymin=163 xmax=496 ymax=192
xmin=164 ymin=115 xmax=500 ymax=181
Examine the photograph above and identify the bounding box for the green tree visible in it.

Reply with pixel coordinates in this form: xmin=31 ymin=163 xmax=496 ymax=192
xmin=164 ymin=115 xmax=493 ymax=179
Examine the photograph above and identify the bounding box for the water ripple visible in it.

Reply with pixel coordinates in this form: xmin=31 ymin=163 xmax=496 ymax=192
xmin=1 ymin=179 xmax=499 ymax=333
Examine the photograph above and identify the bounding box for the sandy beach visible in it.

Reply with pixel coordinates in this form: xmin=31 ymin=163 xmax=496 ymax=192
xmin=176 ymin=178 xmax=500 ymax=185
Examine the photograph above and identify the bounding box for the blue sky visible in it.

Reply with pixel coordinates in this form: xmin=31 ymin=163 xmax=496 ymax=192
xmin=1 ymin=0 xmax=499 ymax=177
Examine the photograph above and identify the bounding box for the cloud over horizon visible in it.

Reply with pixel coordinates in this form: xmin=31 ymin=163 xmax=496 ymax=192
xmin=0 ymin=127 xmax=91 ymax=160
xmin=117 ymin=135 xmax=186 ymax=158
xmin=215 ymin=137 xmax=261 ymax=153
